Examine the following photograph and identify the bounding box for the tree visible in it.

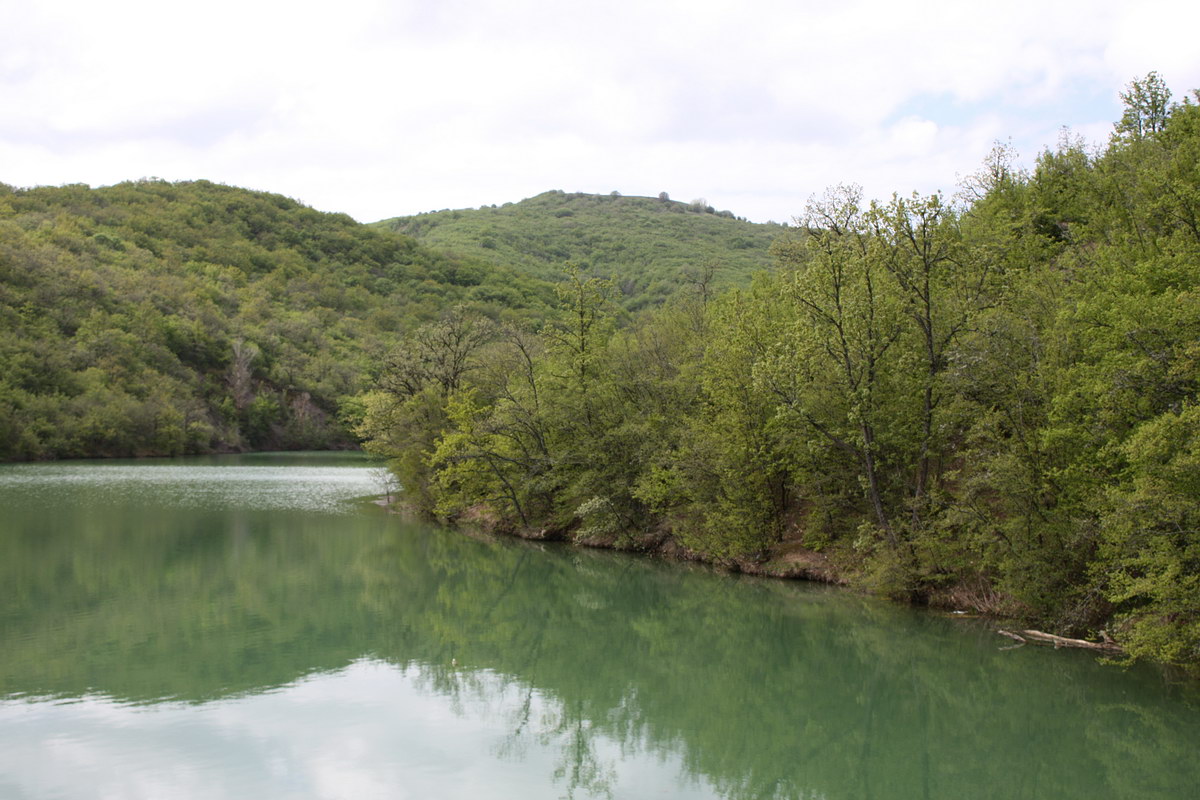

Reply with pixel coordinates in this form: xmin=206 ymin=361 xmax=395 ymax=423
xmin=871 ymin=192 xmax=988 ymax=526
xmin=1101 ymin=405 xmax=1200 ymax=666
xmin=227 ymin=338 xmax=259 ymax=411
xmin=767 ymin=186 xmax=907 ymax=548
xmin=1115 ymin=71 xmax=1174 ymax=141
xmin=542 ymin=266 xmax=618 ymax=428
xmin=379 ymin=306 xmax=496 ymax=399
xmin=360 ymin=307 xmax=497 ymax=512
xmin=958 ymin=139 xmax=1024 ymax=203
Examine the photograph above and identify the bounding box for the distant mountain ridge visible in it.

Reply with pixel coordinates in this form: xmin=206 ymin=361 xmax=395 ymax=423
xmin=375 ymin=190 xmax=788 ymax=310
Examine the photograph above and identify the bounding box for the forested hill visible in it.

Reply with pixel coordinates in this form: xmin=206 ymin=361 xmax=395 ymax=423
xmin=0 ymin=179 xmax=556 ymax=460
xmin=375 ymin=190 xmax=786 ymax=310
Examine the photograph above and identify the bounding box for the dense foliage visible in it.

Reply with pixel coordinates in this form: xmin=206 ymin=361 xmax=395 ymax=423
xmin=362 ymin=74 xmax=1200 ymax=672
xmin=377 ymin=190 xmax=785 ymax=310
xmin=0 ymin=180 xmax=554 ymax=459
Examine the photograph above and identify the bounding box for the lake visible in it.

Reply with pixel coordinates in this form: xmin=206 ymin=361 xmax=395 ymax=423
xmin=1 ymin=453 xmax=1197 ymax=799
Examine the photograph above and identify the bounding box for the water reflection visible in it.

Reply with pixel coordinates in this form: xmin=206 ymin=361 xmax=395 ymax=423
xmin=1 ymin=456 xmax=1198 ymax=799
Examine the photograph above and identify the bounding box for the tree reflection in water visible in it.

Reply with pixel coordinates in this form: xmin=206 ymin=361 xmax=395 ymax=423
xmin=2 ymin=462 xmax=1199 ymax=799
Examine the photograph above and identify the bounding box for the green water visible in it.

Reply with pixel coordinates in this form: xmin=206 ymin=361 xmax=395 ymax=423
xmin=1 ymin=454 xmax=1197 ymax=799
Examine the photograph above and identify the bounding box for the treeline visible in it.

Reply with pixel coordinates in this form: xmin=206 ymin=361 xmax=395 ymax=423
xmin=0 ymin=179 xmax=555 ymax=459
xmin=360 ymin=74 xmax=1200 ymax=671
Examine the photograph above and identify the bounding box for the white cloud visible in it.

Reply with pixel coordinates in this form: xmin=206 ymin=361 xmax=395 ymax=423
xmin=3 ymin=0 xmax=1198 ymax=223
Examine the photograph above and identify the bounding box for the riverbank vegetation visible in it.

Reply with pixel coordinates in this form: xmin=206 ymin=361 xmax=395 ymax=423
xmin=360 ymin=74 xmax=1200 ymax=672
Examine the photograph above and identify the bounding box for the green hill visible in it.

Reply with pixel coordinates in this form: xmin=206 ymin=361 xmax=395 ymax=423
xmin=0 ymin=179 xmax=554 ymax=460
xmin=0 ymin=182 xmax=788 ymax=461
xmin=376 ymin=190 xmax=787 ymax=310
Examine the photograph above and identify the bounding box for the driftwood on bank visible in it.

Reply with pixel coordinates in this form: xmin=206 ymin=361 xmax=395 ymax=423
xmin=997 ymin=629 xmax=1123 ymax=653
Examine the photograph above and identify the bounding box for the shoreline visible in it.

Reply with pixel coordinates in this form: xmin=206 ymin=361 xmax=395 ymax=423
xmin=375 ymin=496 xmax=1128 ymax=659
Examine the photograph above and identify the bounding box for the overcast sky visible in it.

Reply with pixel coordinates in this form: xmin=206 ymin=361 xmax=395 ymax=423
xmin=3 ymin=0 xmax=1199 ymax=224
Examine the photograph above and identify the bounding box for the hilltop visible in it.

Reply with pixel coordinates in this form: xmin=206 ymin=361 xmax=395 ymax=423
xmin=375 ymin=191 xmax=788 ymax=310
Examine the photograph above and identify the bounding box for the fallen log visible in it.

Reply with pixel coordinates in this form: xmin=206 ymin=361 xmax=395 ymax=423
xmin=996 ymin=628 xmax=1122 ymax=653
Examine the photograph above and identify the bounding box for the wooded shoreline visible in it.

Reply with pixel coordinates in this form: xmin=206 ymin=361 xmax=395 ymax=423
xmin=384 ymin=497 xmax=1130 ymax=661
xmin=361 ymin=76 xmax=1200 ymax=674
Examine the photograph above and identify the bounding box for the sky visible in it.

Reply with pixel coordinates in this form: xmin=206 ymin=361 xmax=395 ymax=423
xmin=3 ymin=0 xmax=1199 ymax=225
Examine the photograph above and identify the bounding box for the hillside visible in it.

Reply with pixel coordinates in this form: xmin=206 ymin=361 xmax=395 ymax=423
xmin=0 ymin=179 xmax=555 ymax=460
xmin=376 ymin=191 xmax=787 ymax=310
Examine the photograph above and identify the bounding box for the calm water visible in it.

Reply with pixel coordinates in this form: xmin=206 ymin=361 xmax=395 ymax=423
xmin=1 ymin=454 xmax=1198 ymax=800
